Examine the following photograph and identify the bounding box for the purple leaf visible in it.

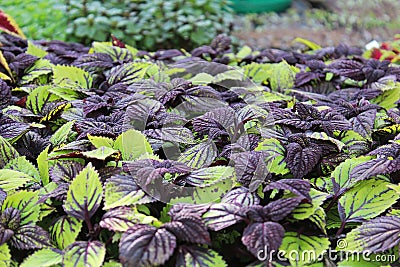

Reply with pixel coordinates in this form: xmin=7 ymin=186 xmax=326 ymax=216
xmin=264 ymin=179 xmax=311 ymax=201
xmin=285 ymin=142 xmax=322 ymax=179
xmin=0 ymin=207 xmax=21 ymax=230
xmin=0 ymin=116 xmax=29 ymax=139
xmin=349 ymin=109 xmax=376 ymax=138
xmin=163 ymin=214 xmax=211 ymax=245
xmin=350 ymin=158 xmax=400 ymax=182
xmin=349 ymin=216 xmax=400 ymax=252
xmin=328 ymin=59 xmax=365 ymax=81
xmin=203 ymin=203 xmax=245 ymax=231
xmin=50 ymin=161 xmax=85 ymax=183
xmin=0 ymin=80 xmax=11 ymax=109
xmin=0 ymin=189 xmax=6 ymax=206
xmin=221 ymin=187 xmax=260 ymax=206
xmin=241 ymin=222 xmax=285 ymax=259
xmin=100 ymin=207 xmax=139 ymax=232
xmin=119 ymin=224 xmax=177 ymax=267
xmin=264 ymin=197 xmax=303 ymax=221
xmin=168 ymin=203 xmax=210 ymax=221
xmin=0 ymin=225 xmax=13 ymax=246
xmin=232 ymin=151 xmax=268 ymax=187
xmin=10 ymin=225 xmax=51 ymax=250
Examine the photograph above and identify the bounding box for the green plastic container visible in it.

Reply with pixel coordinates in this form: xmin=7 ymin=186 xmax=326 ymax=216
xmin=231 ymin=0 xmax=292 ymax=13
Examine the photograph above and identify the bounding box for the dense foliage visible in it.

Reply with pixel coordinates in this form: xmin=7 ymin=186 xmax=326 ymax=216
xmin=1 ymin=18 xmax=400 ymax=267
xmin=63 ymin=0 xmax=233 ymax=50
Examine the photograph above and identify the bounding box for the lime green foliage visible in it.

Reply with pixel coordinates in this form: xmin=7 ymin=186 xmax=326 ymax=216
xmin=279 ymin=232 xmax=330 ymax=266
xmin=0 ymin=243 xmax=11 ymax=267
xmin=1 ymin=0 xmax=67 ymax=40
xmin=20 ymin=248 xmax=63 ymax=267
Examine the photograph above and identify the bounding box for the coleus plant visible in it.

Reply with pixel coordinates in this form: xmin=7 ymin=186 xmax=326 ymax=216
xmin=1 ymin=14 xmax=400 ymax=266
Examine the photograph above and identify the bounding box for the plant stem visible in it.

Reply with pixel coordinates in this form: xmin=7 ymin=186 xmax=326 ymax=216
xmin=336 ymin=220 xmax=346 ymax=237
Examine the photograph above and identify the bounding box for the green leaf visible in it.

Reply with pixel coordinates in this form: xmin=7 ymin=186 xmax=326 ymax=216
xmin=108 ymin=62 xmax=158 ymax=85
xmin=26 ymin=41 xmax=47 ymax=58
xmin=2 ymin=190 xmax=40 ymax=225
xmin=100 ymin=206 xmax=162 ymax=231
xmin=63 ymin=241 xmax=105 ymax=267
xmin=189 ymin=73 xmax=214 ymax=85
xmin=0 ymin=135 xmax=19 ymax=168
xmin=309 ymin=207 xmax=327 ymax=234
xmin=90 ymin=42 xmax=135 ymax=61
xmin=26 ymin=85 xmax=60 ymax=115
xmin=88 ymin=134 xmax=114 ymax=149
xmin=0 ymin=243 xmax=11 ymax=267
xmin=37 ymin=146 xmax=49 ymax=185
xmin=268 ymin=61 xmax=298 ymax=91
xmin=81 ymin=146 xmax=119 ymax=160
xmin=20 ymin=248 xmax=62 ymax=267
xmin=100 ymin=207 xmax=140 ymax=232
xmin=236 ymin=45 xmax=252 ymax=59
xmin=48 ymin=86 xmax=87 ymax=101
xmin=102 ymin=261 xmax=122 ymax=267
xmin=255 ymin=138 xmax=289 ymax=175
xmin=0 ymin=169 xmax=35 ymax=191
xmin=213 ymin=70 xmax=243 ymax=83
xmin=293 ymin=37 xmax=322 ymax=50
xmin=50 ymin=216 xmax=82 ymax=249
xmin=63 ymin=163 xmax=103 ymax=221
xmin=50 ymin=120 xmax=75 ymax=146
xmin=371 ymin=86 xmax=400 ymax=109
xmin=339 ymin=179 xmax=399 ymax=222
xmin=185 ymin=166 xmax=235 ymax=187
xmin=331 ymin=156 xmax=373 ymax=196
xmin=114 ymin=129 xmax=153 ymax=161
xmin=4 ymin=156 xmax=40 ymax=183
xmin=279 ymin=232 xmax=330 ymax=266
xmin=170 ymin=169 xmax=235 ymax=204
xmin=242 ymin=63 xmax=272 ymax=84
xmin=176 ymin=246 xmax=227 ymax=267
xmin=340 ymin=130 xmax=370 ymax=156
xmin=178 ymin=142 xmax=217 ymax=169
xmin=291 ymin=188 xmax=330 ymax=220
xmin=53 ymin=65 xmax=92 ymax=89
xmin=21 ymin=59 xmax=53 ymax=85
xmin=104 ymin=174 xmax=153 ymax=210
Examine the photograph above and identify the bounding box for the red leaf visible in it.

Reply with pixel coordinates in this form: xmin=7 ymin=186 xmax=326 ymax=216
xmin=370 ymin=48 xmax=383 ymax=60
xmin=0 ymin=10 xmax=25 ymax=38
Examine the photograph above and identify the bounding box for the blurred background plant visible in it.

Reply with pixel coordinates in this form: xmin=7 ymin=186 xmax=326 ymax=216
xmin=1 ymin=0 xmax=399 ymax=51
xmin=63 ymin=0 xmax=233 ymax=50
xmin=1 ymin=0 xmax=67 ymax=41
xmin=1 ymin=0 xmax=233 ymax=51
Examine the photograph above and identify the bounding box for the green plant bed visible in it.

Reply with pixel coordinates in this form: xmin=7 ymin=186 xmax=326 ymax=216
xmin=231 ymin=0 xmax=292 ymax=13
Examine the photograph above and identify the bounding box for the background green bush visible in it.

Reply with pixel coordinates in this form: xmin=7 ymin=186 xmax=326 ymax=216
xmin=64 ymin=0 xmax=234 ymax=50
xmin=1 ymin=0 xmax=233 ymax=51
